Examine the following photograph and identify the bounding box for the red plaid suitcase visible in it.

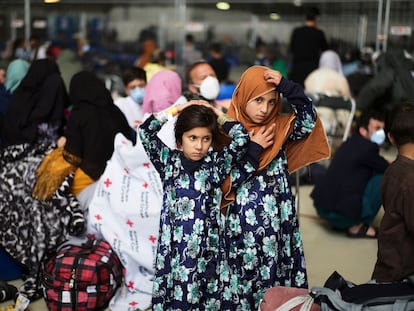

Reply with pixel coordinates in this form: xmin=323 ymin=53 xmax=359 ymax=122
xmin=42 ymin=238 xmax=124 ymax=311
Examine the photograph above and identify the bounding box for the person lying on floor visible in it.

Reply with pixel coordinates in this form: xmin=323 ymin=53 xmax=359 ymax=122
xmin=311 ymin=109 xmax=390 ymax=238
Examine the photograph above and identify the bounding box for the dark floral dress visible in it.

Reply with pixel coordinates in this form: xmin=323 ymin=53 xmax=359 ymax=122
xmin=221 ymin=80 xmax=317 ymax=310
xmin=139 ymin=114 xmax=249 ymax=311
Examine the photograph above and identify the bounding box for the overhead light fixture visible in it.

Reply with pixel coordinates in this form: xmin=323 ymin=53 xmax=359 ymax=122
xmin=216 ymin=2 xmax=230 ymax=11
xmin=270 ymin=13 xmax=280 ymax=20
xmin=44 ymin=0 xmax=60 ymax=3
xmin=293 ymin=0 xmax=302 ymax=6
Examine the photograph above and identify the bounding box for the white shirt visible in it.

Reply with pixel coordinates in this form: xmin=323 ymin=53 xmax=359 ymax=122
xmin=114 ymin=96 xmax=143 ymax=128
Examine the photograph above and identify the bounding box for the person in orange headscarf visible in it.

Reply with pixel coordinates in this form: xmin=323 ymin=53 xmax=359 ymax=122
xmin=220 ymin=66 xmax=329 ymax=309
xmin=134 ymin=38 xmax=157 ymax=69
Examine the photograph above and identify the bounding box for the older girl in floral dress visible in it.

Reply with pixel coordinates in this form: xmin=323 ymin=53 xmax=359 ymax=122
xmin=220 ymin=66 xmax=330 ymax=310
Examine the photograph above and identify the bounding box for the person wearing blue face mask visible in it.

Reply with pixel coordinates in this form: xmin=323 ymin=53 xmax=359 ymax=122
xmin=311 ymin=109 xmax=391 ymax=239
xmin=114 ymin=67 xmax=147 ymax=129
xmin=77 ymin=38 xmax=95 ymax=72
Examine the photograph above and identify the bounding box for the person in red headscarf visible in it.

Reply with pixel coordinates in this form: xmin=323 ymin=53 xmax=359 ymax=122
xmin=220 ymin=66 xmax=329 ymax=309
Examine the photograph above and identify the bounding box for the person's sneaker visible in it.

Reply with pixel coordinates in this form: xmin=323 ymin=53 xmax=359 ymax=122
xmin=0 ymin=281 xmax=18 ymax=302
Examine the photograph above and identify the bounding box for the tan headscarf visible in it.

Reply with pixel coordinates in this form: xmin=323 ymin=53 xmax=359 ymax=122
xmin=221 ymin=65 xmax=330 ymax=209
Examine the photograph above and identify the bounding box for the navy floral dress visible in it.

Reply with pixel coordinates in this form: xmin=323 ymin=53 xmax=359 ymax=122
xmin=139 ymin=114 xmax=249 ymax=311
xmin=221 ymin=80 xmax=317 ymax=310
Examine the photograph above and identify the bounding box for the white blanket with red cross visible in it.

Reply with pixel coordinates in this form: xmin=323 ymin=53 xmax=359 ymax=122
xmin=87 ymin=131 xmax=163 ymax=311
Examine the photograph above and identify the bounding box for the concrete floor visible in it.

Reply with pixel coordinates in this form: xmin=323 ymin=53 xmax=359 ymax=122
xmin=298 ymin=184 xmax=383 ymax=289
xmin=0 ymin=183 xmax=388 ymax=310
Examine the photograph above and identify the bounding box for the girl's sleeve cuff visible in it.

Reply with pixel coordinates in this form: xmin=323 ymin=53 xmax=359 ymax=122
xmin=247 ymin=141 xmax=264 ymax=169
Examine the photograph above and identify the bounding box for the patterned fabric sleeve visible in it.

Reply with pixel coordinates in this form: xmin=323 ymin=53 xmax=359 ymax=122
xmin=210 ymin=121 xmax=249 ymax=184
xmin=138 ymin=114 xmax=170 ymax=178
xmin=277 ymin=78 xmax=317 ymax=141
xmin=226 ymin=142 xmax=262 ymax=191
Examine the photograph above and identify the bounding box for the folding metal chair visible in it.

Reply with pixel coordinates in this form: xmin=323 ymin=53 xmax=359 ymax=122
xmin=308 ymin=93 xmax=356 ymax=148
xmin=294 ymin=93 xmax=356 ymax=212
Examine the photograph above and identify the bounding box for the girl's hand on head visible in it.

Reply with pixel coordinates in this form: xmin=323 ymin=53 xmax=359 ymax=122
xmin=176 ymin=100 xmax=209 ymax=113
xmin=192 ymin=100 xmax=223 ymax=116
xmin=175 ymin=101 xmax=194 ymax=113
xmin=264 ymin=69 xmax=282 ymax=86
xmin=193 ymin=99 xmax=210 ymax=107
xmin=249 ymin=124 xmax=275 ymax=149
xmin=132 ymin=119 xmax=142 ymax=129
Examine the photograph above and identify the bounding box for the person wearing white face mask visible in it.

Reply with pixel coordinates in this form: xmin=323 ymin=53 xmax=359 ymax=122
xmin=183 ymin=60 xmax=223 ymax=110
xmin=149 ymin=62 xmax=223 ymax=150
xmin=114 ymin=67 xmax=147 ymax=129
xmin=311 ymin=109 xmax=391 ymax=239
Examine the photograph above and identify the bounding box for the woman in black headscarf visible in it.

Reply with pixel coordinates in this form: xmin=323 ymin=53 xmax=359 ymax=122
xmin=0 ymin=70 xmax=133 ymax=303
xmin=33 ymin=70 xmax=134 ymax=201
xmin=1 ymin=58 xmax=68 ymax=147
xmin=0 ymin=60 xmax=76 ymax=302
xmin=66 ymin=70 xmax=135 ymax=181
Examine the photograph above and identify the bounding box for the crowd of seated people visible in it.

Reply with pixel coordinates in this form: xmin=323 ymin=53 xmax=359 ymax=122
xmin=0 ymin=29 xmax=412 ymax=310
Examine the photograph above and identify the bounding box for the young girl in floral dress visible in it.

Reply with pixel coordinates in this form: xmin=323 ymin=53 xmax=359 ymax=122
xmin=139 ymin=101 xmax=274 ymax=310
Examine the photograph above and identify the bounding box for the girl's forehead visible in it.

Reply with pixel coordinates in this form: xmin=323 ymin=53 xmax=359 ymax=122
xmin=261 ymin=92 xmax=277 ymax=99
xmin=184 ymin=127 xmax=212 ymax=136
xmin=249 ymin=90 xmax=277 ymax=102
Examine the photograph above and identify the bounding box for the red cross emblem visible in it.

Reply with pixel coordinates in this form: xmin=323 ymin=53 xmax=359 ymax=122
xmin=103 ymin=178 xmax=112 ymax=188
xmin=149 ymin=235 xmax=157 ymax=243
xmin=127 ymin=280 xmax=135 ymax=289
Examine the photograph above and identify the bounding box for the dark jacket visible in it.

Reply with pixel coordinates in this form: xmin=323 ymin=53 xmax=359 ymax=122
xmin=311 ymin=133 xmax=388 ymax=219
xmin=356 ymin=49 xmax=414 ymax=112
xmin=289 ymin=25 xmax=328 ymax=86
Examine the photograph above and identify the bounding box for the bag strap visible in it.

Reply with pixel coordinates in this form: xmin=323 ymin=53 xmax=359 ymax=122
xmin=60 ymin=237 xmax=88 ymax=249
xmin=56 ymin=236 xmax=91 ymax=252
xmin=392 ymin=300 xmax=409 ymax=311
xmin=311 ymin=286 xmax=363 ymax=311
xmin=301 ymin=294 xmax=317 ymax=311
xmin=406 ymin=275 xmax=414 ymax=285
xmin=312 ymin=286 xmax=414 ymax=311
xmin=271 ymin=294 xmax=315 ymax=311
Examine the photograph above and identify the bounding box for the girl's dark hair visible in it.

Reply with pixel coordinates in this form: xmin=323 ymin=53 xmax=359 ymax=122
xmin=387 ymin=101 xmax=414 ymax=146
xmin=175 ymin=105 xmax=219 ymax=147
